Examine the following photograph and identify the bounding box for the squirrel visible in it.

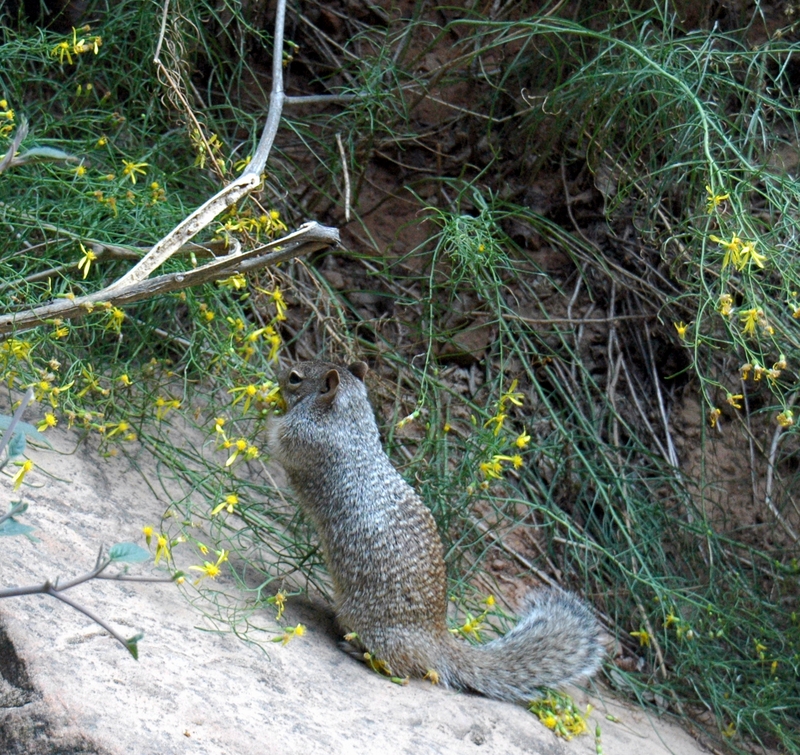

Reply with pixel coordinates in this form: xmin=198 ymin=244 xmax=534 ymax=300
xmin=268 ymin=360 xmax=604 ymax=702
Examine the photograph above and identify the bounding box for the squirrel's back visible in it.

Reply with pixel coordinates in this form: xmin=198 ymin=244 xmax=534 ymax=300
xmin=269 ymin=360 xmax=604 ymax=702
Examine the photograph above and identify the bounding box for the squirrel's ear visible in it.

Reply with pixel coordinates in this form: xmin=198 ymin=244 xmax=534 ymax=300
xmin=348 ymin=361 xmax=368 ymax=381
xmin=320 ymin=368 xmax=340 ymax=404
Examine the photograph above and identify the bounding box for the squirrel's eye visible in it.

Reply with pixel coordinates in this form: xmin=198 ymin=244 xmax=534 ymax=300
xmin=288 ymin=371 xmax=303 ymax=386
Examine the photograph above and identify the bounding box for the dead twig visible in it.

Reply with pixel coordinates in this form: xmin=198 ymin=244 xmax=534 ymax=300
xmin=0 ymin=223 xmax=338 ymax=336
xmin=336 ymin=133 xmax=351 ymax=223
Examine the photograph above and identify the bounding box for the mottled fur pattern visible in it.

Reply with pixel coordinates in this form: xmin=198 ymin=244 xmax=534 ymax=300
xmin=268 ymin=361 xmax=604 ymax=702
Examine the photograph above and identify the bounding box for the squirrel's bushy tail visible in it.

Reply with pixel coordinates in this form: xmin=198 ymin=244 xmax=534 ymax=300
xmin=436 ymin=588 xmax=604 ymax=702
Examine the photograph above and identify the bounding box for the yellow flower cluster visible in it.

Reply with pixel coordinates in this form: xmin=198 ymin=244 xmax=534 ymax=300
xmin=272 ymin=623 xmax=306 ymax=646
xmin=705 ymin=185 xmax=730 ymax=213
xmin=228 ymin=379 xmax=282 ymax=413
xmin=189 ymin=549 xmax=228 ymax=584
xmin=215 ymin=208 xmax=288 ymax=241
xmin=190 ymin=129 xmax=224 ymax=171
xmin=225 ymin=315 xmax=283 ymax=363
xmin=709 ymin=233 xmax=766 ymax=271
xmin=0 ymin=98 xmax=15 ymax=138
xmin=449 ymin=595 xmax=496 ymax=642
xmin=664 ymin=609 xmax=695 ymax=641
xmin=214 ymin=419 xmax=259 ymax=466
xmin=478 ymin=378 xmax=530 ymax=482
xmin=529 ymin=692 xmax=589 ymax=740
xmin=154 ymin=395 xmax=181 ymax=420
xmin=50 ymin=26 xmax=102 ymax=65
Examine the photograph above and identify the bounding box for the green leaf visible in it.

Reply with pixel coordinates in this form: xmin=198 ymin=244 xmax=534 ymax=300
xmin=125 ymin=632 xmax=143 ymax=660
xmin=0 ymin=518 xmax=36 ymax=538
xmin=7 ymin=432 xmax=26 ymax=458
xmin=0 ymin=416 xmax=52 ymax=447
xmin=108 ymin=542 xmax=150 ymax=563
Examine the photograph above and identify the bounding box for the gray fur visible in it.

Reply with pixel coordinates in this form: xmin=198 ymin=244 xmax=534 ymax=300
xmin=268 ymin=360 xmax=604 ymax=702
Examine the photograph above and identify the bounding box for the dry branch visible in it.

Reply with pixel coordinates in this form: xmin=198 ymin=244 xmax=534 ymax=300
xmin=0 ymin=222 xmax=338 ymax=336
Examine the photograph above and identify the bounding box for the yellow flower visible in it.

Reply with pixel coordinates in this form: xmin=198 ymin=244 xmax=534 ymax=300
xmin=705 ymin=184 xmax=730 ymax=213
xmin=96 ymin=135 xmax=108 ymax=147
xmin=154 ymin=534 xmax=170 ymax=564
xmin=211 ymin=493 xmax=239 ymax=516
xmin=1 ymin=338 xmax=32 ymax=362
xmin=74 ymin=164 xmax=87 ymax=177
xmin=499 ymin=379 xmax=524 ymax=409
xmin=118 ymin=374 xmax=132 ymax=386
xmin=105 ymin=307 xmax=125 ymax=333
xmin=258 ymin=210 xmax=288 ymax=237
xmin=105 ymin=421 xmax=130 ymax=439
xmin=268 ymin=286 xmax=288 ymax=320
xmin=11 ymin=459 xmax=34 ymax=490
xmin=740 ymin=363 xmax=752 ymax=380
xmin=739 ymin=308 xmax=760 ymax=336
xmin=776 ymin=410 xmax=794 ymax=428
xmin=722 ymin=722 xmax=736 ymax=738
xmin=484 ymin=412 xmax=506 ymax=436
xmin=726 ymin=393 xmax=743 ymax=409
xmin=37 ymin=413 xmax=58 ymax=432
xmin=708 ymin=408 xmax=721 ymax=428
xmin=189 ymin=550 xmax=229 ymax=584
xmin=718 ymin=294 xmax=734 ymax=316
xmin=149 ymin=182 xmax=166 ymax=203
xmin=267 ymin=591 xmax=287 ymax=620
xmin=224 ymin=437 xmax=257 ymax=466
xmin=266 ymin=331 xmax=282 ymax=362
xmin=514 ymin=430 xmax=531 ymax=449
xmin=273 ymin=623 xmax=306 ymax=645
xmin=76 ymin=242 xmax=97 ymax=279
xmin=710 ymin=233 xmax=742 ymax=270
xmin=50 ymin=40 xmax=73 ymax=65
xmin=142 ymin=525 xmax=154 ymax=546
xmin=493 ymin=454 xmax=523 ymax=470
xmin=479 ymin=459 xmax=503 ymax=479
xmin=234 ymin=155 xmax=251 ymax=172
xmin=630 ymin=629 xmax=651 ymax=647
xmin=740 ymin=241 xmax=767 ymax=269
xmin=154 ymin=396 xmax=181 ymax=420
xmin=229 ymin=383 xmax=259 ymax=413
xmin=423 ymin=669 xmax=440 ymax=684
xmin=483 ymin=595 xmax=496 ymax=607
xmin=217 ymin=273 xmax=247 ymax=290
xmin=121 ymin=159 xmax=148 ymax=184
xmin=453 ymin=612 xmax=483 ymax=641
xmin=674 ymin=321 xmax=688 ymax=338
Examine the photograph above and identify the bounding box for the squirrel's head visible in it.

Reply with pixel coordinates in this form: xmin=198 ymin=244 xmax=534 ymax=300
xmin=278 ymin=360 xmax=369 ymax=414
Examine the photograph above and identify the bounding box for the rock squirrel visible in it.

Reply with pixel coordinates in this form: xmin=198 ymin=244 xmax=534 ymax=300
xmin=268 ymin=360 xmax=604 ymax=702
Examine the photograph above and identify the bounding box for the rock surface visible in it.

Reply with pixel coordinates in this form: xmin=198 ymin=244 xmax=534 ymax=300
xmin=1 ymin=425 xmax=711 ymax=755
